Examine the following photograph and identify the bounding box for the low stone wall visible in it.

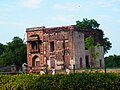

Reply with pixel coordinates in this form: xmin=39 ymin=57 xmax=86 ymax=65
xmin=50 ymin=69 xmax=120 ymax=74
xmin=76 ymin=69 xmax=120 ymax=73
xmin=0 ymin=65 xmax=16 ymax=72
xmin=0 ymin=72 xmax=22 ymax=75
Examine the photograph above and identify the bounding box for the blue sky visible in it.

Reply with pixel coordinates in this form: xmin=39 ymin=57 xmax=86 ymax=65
xmin=0 ymin=0 xmax=120 ymax=56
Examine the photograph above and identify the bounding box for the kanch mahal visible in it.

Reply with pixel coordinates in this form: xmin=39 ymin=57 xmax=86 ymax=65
xmin=26 ymin=25 xmax=104 ymax=70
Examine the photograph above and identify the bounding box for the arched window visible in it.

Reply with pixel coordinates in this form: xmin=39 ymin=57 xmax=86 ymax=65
xmin=32 ymin=55 xmax=40 ymax=67
xmin=28 ymin=34 xmax=42 ymax=53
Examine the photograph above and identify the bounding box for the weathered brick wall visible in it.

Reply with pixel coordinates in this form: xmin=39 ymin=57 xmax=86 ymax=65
xmin=95 ymin=46 xmax=104 ymax=68
xmin=73 ymin=31 xmax=85 ymax=69
xmin=26 ymin=25 xmax=104 ymax=70
xmin=43 ymin=29 xmax=73 ymax=70
xmin=26 ymin=29 xmax=44 ymax=69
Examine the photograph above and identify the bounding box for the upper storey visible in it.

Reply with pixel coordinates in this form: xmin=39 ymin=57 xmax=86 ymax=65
xmin=26 ymin=25 xmax=103 ymax=46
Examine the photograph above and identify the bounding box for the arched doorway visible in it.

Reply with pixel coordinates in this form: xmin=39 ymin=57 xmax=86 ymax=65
xmin=80 ymin=58 xmax=82 ymax=68
xmin=32 ymin=55 xmax=40 ymax=67
xmin=85 ymin=55 xmax=90 ymax=68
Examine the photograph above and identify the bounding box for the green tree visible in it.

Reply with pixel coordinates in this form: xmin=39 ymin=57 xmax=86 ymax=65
xmin=103 ymin=37 xmax=112 ymax=54
xmin=76 ymin=18 xmax=100 ymax=29
xmin=0 ymin=37 xmax=27 ymax=69
xmin=76 ymin=18 xmax=112 ymax=54
xmin=85 ymin=37 xmax=99 ymax=70
xmin=105 ymin=55 xmax=120 ymax=68
xmin=0 ymin=43 xmax=5 ymax=55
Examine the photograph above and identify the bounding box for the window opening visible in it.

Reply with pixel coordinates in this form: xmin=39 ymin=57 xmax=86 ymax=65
xmin=85 ymin=55 xmax=89 ymax=68
xmin=80 ymin=58 xmax=82 ymax=68
xmin=50 ymin=41 xmax=54 ymax=52
xmin=99 ymin=59 xmax=102 ymax=67
xmin=31 ymin=41 xmax=38 ymax=50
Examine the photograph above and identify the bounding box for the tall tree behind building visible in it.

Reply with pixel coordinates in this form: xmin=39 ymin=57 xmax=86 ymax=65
xmin=76 ymin=18 xmax=112 ymax=54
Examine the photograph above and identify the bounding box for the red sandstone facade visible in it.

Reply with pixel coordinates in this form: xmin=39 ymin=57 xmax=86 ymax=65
xmin=26 ymin=25 xmax=104 ymax=70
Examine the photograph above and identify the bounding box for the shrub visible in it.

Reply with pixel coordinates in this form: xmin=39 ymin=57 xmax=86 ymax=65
xmin=0 ymin=73 xmax=120 ymax=90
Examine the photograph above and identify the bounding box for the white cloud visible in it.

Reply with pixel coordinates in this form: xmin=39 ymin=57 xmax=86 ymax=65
xmin=98 ymin=14 xmax=120 ymax=22
xmin=0 ymin=21 xmax=26 ymax=26
xmin=53 ymin=0 xmax=116 ymax=11
xmin=51 ymin=15 xmax=72 ymax=22
xmin=53 ymin=2 xmax=80 ymax=11
xmin=87 ymin=1 xmax=113 ymax=8
xmin=21 ymin=0 xmax=43 ymax=8
xmin=98 ymin=15 xmax=112 ymax=20
xmin=85 ymin=0 xmax=120 ymax=8
xmin=97 ymin=15 xmax=115 ymax=24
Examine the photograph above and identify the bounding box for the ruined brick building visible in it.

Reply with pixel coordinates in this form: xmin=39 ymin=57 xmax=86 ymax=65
xmin=26 ymin=25 xmax=104 ymax=70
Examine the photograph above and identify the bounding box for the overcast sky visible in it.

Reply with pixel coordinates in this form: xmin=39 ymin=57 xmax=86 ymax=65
xmin=0 ymin=0 xmax=120 ymax=56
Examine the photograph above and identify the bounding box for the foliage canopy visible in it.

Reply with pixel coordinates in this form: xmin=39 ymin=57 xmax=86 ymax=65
xmin=76 ymin=18 xmax=100 ymax=29
xmin=0 ymin=36 xmax=27 ymax=68
xmin=105 ymin=55 xmax=120 ymax=68
xmin=76 ymin=18 xmax=112 ymax=54
xmin=85 ymin=37 xmax=99 ymax=68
